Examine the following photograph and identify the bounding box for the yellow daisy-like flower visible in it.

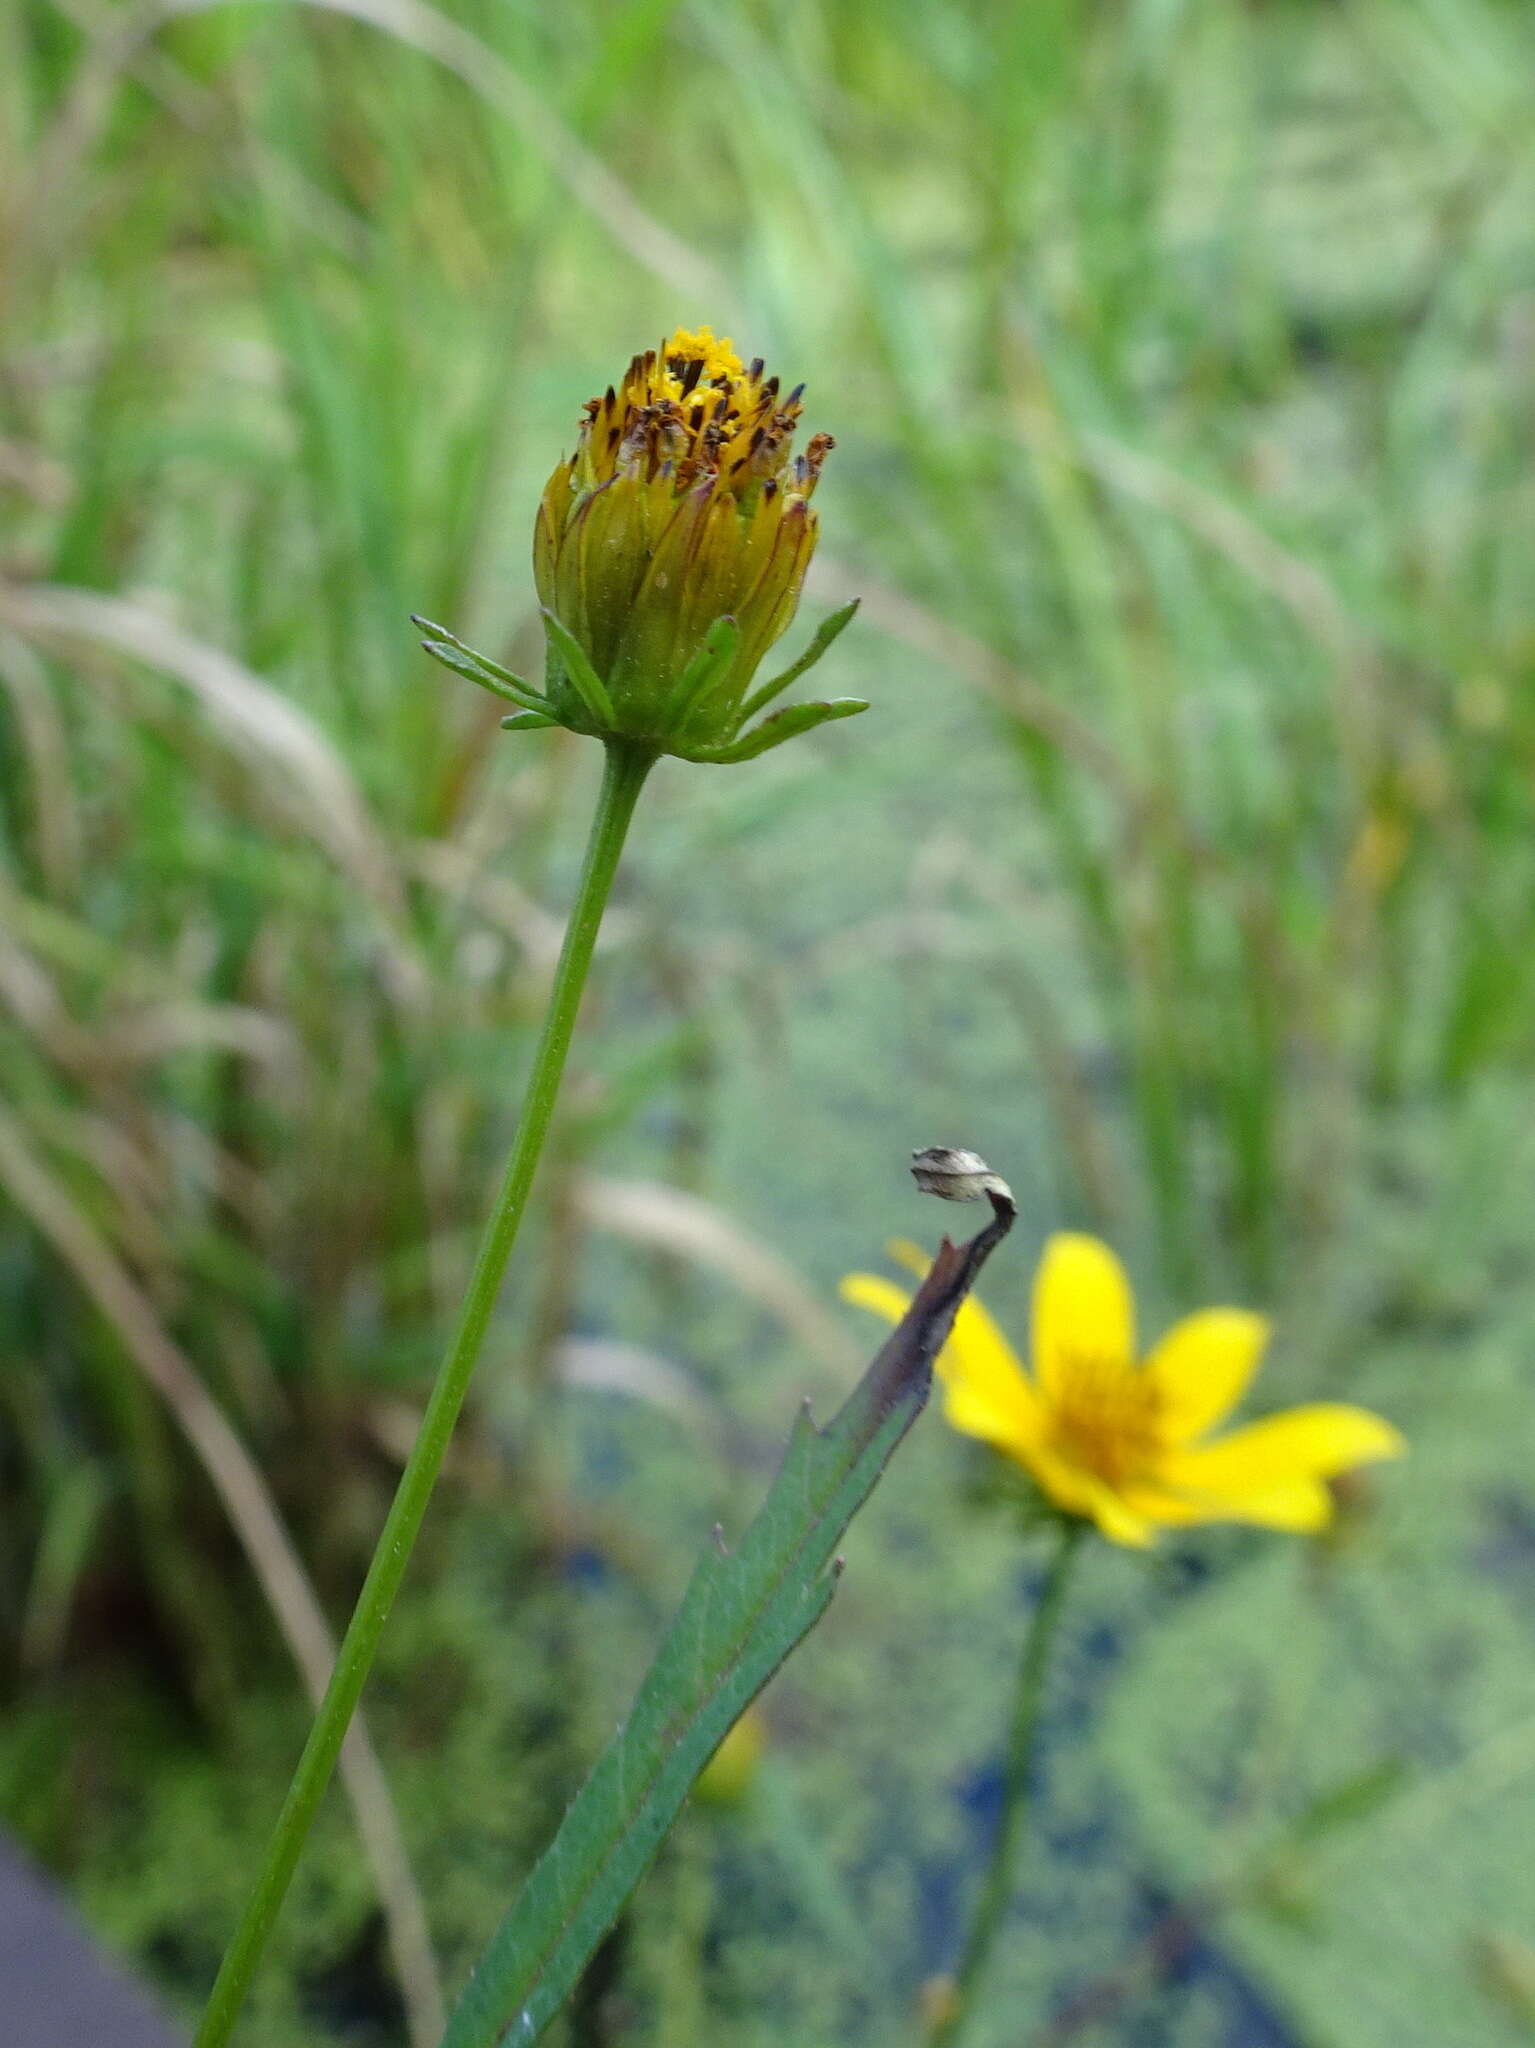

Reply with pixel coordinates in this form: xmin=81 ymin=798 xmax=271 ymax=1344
xmin=842 ymin=1233 xmax=1404 ymax=1548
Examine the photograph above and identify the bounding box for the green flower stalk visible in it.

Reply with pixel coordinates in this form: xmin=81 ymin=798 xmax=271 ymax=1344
xmin=197 ymin=331 xmax=861 ymax=2047
xmin=417 ymin=326 xmax=865 ymax=762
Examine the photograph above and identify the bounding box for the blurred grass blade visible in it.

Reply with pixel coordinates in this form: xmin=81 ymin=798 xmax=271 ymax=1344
xmin=0 ymin=1102 xmax=446 ymax=2046
xmin=575 ymin=1173 xmax=861 ymax=1383
xmin=443 ymin=1192 xmax=1015 ymax=2048
xmin=163 ymin=0 xmax=733 ymax=307
xmin=0 ymin=583 xmax=423 ymax=986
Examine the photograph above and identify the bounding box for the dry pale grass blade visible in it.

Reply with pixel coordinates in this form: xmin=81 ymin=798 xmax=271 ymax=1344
xmin=88 ymin=1000 xmax=297 ymax=1070
xmin=0 ymin=583 xmax=425 ymax=996
xmin=806 ymin=552 xmax=1136 ymax=800
xmin=556 ymin=1337 xmax=722 ymax=1446
xmin=0 ymin=935 xmax=296 ymax=1079
xmin=808 ymin=550 xmax=1257 ymax=888
xmin=1068 ymin=426 xmax=1386 ymax=773
xmin=0 ymin=930 xmax=79 ymax=1054
xmin=0 ymin=1103 xmax=445 ymax=2046
xmin=9 ymin=0 xmax=160 ymax=269
xmin=155 ymin=0 xmax=736 ymax=314
xmin=575 ymin=1175 xmax=861 ymax=1386
xmin=37 ymin=0 xmax=376 ymax=264
xmin=409 ymin=837 xmax=640 ymax=975
xmin=0 ymin=439 xmax=72 ymax=508
xmin=22 ymin=1100 xmax=178 ymax=1278
xmin=0 ymin=627 xmax=83 ymax=895
xmin=407 ymin=840 xmax=570 ymax=973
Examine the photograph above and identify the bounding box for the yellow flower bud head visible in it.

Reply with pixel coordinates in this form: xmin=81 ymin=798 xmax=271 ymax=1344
xmin=533 ymin=329 xmax=857 ymax=760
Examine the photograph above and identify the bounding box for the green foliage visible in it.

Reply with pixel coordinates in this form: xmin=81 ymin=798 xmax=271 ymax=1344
xmin=3 ymin=0 xmax=1535 ymax=2038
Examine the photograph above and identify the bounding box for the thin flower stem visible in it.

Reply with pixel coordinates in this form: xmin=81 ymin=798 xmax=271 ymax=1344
xmin=928 ymin=1518 xmax=1085 ymax=2048
xmin=195 ymin=738 xmax=657 ymax=2048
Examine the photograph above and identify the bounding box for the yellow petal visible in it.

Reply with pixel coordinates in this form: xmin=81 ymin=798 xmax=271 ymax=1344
xmin=886 ymin=1237 xmax=931 ymax=1281
xmin=1160 ymin=1402 xmax=1405 ymax=1501
xmin=938 ymin=1375 xmax=1038 ymax=1459
xmin=945 ymin=1299 xmax=1043 ymax=1437
xmin=1119 ymin=1476 xmax=1334 ymax=1533
xmin=1218 ymin=1481 xmax=1334 ymax=1532
xmin=1143 ymin=1309 xmax=1271 ymax=1444
xmin=1021 ymin=1442 xmax=1153 ymax=1547
xmin=1031 ymin=1233 xmax=1135 ymax=1401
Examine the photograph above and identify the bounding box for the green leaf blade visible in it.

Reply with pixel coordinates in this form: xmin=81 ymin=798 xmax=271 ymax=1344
xmin=442 ymin=1196 xmax=1014 ymax=2048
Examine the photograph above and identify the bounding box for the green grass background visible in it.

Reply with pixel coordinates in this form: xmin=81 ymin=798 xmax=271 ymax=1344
xmin=4 ymin=0 xmax=1535 ymax=2041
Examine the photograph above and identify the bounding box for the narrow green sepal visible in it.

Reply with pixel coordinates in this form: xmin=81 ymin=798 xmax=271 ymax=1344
xmin=411 ymin=615 xmax=543 ymax=697
xmin=418 ymin=634 xmax=547 ymax=714
xmin=734 ymin=599 xmax=860 ymax=726
xmin=683 ymin=697 xmax=869 ymax=765
xmin=540 ymin=607 xmax=617 ymax=730
xmin=500 ymin=711 xmax=558 ymax=732
xmin=662 ymin=615 xmax=740 ymax=732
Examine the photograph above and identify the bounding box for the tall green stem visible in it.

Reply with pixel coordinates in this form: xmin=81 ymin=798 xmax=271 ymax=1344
xmin=196 ymin=739 xmax=656 ymax=2048
xmin=928 ymin=1519 xmax=1084 ymax=2048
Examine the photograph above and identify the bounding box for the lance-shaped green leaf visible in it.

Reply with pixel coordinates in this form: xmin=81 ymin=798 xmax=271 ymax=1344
xmin=499 ymin=711 xmax=558 ymax=733
xmin=681 ymin=696 xmax=869 ymax=765
xmin=442 ymin=1188 xmax=1016 ymax=2048
xmin=411 ymin=615 xmax=548 ymax=714
xmin=540 ymin=606 xmax=617 ymax=731
xmin=734 ymin=598 xmax=860 ymax=726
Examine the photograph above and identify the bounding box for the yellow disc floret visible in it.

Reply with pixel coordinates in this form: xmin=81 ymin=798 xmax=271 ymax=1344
xmin=660 ymin=325 xmax=744 ymax=387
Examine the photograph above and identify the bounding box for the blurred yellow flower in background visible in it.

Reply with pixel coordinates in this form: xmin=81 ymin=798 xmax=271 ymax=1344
xmin=842 ymin=1233 xmax=1404 ymax=1548
xmin=695 ymin=1706 xmax=766 ymax=1810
